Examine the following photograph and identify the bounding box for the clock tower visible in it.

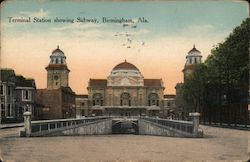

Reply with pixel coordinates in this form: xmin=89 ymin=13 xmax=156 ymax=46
xmin=182 ymin=44 xmax=202 ymax=81
xmin=46 ymin=46 xmax=70 ymax=89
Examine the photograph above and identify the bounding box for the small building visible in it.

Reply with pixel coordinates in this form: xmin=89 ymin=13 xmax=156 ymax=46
xmin=0 ymin=69 xmax=36 ymax=123
xmin=15 ymin=75 xmax=36 ymax=120
xmin=0 ymin=69 xmax=16 ymax=123
xmin=75 ymin=94 xmax=89 ymax=118
xmin=163 ymin=94 xmax=176 ymax=118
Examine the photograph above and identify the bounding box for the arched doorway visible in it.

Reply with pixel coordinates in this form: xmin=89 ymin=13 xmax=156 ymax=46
xmin=92 ymin=93 xmax=103 ymax=106
xmin=148 ymin=93 xmax=159 ymax=106
xmin=120 ymin=92 xmax=131 ymax=106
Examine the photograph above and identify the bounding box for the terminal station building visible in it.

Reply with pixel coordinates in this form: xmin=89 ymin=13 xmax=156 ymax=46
xmin=76 ymin=60 xmax=176 ymax=117
xmin=36 ymin=46 xmax=177 ymax=119
xmin=1 ymin=45 xmax=202 ymax=121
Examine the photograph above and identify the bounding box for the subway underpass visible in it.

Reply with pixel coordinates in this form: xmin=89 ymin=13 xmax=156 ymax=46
xmin=112 ymin=120 xmax=139 ymax=135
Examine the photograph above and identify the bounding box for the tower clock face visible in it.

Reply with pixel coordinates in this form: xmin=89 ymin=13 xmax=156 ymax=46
xmin=54 ymin=75 xmax=59 ymax=80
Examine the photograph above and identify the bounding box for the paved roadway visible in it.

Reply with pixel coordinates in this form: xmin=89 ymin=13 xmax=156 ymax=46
xmin=0 ymin=125 xmax=249 ymax=162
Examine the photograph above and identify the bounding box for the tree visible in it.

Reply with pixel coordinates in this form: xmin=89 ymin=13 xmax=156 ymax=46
xmin=182 ymin=18 xmax=249 ymax=124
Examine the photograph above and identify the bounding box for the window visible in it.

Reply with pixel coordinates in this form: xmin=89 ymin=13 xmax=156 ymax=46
xmin=23 ymin=90 xmax=31 ymax=100
xmin=1 ymin=104 xmax=5 ymax=116
xmin=120 ymin=93 xmax=131 ymax=106
xmin=81 ymin=110 xmax=85 ymax=116
xmin=18 ymin=107 xmax=23 ymax=117
xmin=7 ymin=104 xmax=11 ymax=116
xmin=55 ymin=58 xmax=58 ymax=64
xmin=25 ymin=91 xmax=29 ymax=99
xmin=148 ymin=93 xmax=159 ymax=106
xmin=81 ymin=102 xmax=85 ymax=106
xmin=194 ymin=58 xmax=197 ymax=64
xmin=167 ymin=102 xmax=171 ymax=107
xmin=7 ymin=86 xmax=11 ymax=96
xmin=92 ymin=93 xmax=103 ymax=106
xmin=0 ymin=85 xmax=3 ymax=95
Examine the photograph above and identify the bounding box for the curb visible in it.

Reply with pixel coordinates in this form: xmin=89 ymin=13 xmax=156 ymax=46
xmin=0 ymin=123 xmax=24 ymax=129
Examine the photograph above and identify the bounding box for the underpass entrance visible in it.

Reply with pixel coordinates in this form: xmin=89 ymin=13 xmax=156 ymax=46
xmin=112 ymin=119 xmax=139 ymax=135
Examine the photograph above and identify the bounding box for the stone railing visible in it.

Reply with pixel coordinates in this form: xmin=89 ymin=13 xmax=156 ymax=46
xmin=20 ymin=114 xmax=109 ymax=137
xmin=20 ymin=112 xmax=203 ymax=137
xmin=140 ymin=113 xmax=203 ymax=137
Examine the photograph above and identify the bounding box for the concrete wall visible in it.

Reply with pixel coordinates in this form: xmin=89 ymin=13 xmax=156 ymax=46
xmin=138 ymin=119 xmax=193 ymax=137
xmin=26 ymin=118 xmax=200 ymax=137
xmin=59 ymin=119 xmax=112 ymax=136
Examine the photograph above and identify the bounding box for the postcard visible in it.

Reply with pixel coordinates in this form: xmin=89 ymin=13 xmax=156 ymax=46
xmin=0 ymin=0 xmax=249 ymax=162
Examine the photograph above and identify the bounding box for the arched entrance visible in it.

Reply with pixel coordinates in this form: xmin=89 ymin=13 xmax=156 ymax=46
xmin=92 ymin=93 xmax=103 ymax=106
xmin=120 ymin=92 xmax=131 ymax=106
xmin=112 ymin=120 xmax=139 ymax=134
xmin=148 ymin=93 xmax=159 ymax=106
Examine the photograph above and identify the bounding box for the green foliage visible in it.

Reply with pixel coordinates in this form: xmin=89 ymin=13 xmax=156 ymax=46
xmin=182 ymin=18 xmax=249 ymax=115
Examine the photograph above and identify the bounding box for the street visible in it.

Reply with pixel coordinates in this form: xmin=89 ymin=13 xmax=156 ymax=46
xmin=0 ymin=125 xmax=249 ymax=162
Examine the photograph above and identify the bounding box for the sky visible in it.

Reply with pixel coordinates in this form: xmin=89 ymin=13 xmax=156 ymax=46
xmin=0 ymin=0 xmax=248 ymax=94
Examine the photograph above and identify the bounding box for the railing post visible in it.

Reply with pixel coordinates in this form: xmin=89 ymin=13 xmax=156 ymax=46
xmin=48 ymin=123 xmax=50 ymax=131
xmin=23 ymin=111 xmax=32 ymax=137
xmin=189 ymin=112 xmax=200 ymax=136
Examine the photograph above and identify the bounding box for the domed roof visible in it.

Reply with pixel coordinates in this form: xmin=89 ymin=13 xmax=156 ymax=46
xmin=188 ymin=44 xmax=201 ymax=54
xmin=113 ymin=60 xmax=139 ymax=71
xmin=51 ymin=45 xmax=64 ymax=56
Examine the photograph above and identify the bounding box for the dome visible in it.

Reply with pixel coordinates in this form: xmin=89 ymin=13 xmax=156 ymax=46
xmin=188 ymin=44 xmax=201 ymax=55
xmin=49 ymin=45 xmax=67 ymax=65
xmin=108 ymin=60 xmax=144 ymax=86
xmin=113 ymin=60 xmax=139 ymax=71
xmin=51 ymin=45 xmax=64 ymax=56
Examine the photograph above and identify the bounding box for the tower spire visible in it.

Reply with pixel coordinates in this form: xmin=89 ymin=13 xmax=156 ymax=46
xmin=193 ymin=44 xmax=195 ymax=48
xmin=57 ymin=45 xmax=59 ymax=49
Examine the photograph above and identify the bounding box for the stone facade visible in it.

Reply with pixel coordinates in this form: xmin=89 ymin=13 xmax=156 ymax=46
xmin=75 ymin=95 xmax=89 ymax=118
xmin=163 ymin=94 xmax=176 ymax=118
xmin=46 ymin=46 xmax=70 ymax=89
xmin=76 ymin=60 xmax=175 ymax=118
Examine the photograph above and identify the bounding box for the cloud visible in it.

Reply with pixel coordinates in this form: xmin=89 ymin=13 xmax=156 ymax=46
xmin=51 ymin=21 xmax=150 ymax=39
xmin=186 ymin=24 xmax=215 ymax=33
xmin=51 ymin=23 xmax=112 ymax=39
xmin=20 ymin=9 xmax=50 ymax=18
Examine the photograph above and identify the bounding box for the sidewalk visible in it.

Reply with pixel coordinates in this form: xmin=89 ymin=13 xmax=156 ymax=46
xmin=201 ymin=122 xmax=250 ymax=131
xmin=0 ymin=123 xmax=24 ymax=129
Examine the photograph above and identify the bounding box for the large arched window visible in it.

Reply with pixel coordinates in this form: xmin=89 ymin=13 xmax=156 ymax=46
xmin=120 ymin=92 xmax=131 ymax=106
xmin=92 ymin=93 xmax=103 ymax=106
xmin=148 ymin=93 xmax=159 ymax=106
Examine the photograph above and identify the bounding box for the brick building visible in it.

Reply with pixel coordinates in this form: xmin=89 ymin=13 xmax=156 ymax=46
xmin=35 ymin=46 xmax=76 ymax=120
